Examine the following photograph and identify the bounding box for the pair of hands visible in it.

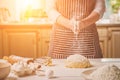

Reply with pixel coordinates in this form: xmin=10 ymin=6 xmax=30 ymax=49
xmin=70 ymin=18 xmax=85 ymax=34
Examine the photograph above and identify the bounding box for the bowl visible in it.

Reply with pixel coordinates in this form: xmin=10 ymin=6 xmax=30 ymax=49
xmin=0 ymin=60 xmax=11 ymax=79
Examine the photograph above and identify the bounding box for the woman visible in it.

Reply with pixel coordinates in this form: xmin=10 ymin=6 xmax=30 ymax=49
xmin=46 ymin=0 xmax=106 ymax=59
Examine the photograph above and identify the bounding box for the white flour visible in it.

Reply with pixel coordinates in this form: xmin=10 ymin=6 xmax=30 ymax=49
xmin=90 ymin=64 xmax=120 ymax=80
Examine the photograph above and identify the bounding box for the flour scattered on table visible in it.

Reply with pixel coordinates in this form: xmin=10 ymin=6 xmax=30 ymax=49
xmin=90 ymin=64 xmax=120 ymax=80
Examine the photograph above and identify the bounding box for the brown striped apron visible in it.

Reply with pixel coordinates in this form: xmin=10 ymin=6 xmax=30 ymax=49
xmin=48 ymin=0 xmax=103 ymax=59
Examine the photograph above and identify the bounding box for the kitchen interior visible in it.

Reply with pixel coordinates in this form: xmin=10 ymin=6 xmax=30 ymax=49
xmin=0 ymin=0 xmax=120 ymax=80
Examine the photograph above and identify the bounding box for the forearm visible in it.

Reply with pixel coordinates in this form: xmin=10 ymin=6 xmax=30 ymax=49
xmin=46 ymin=0 xmax=73 ymax=30
xmin=56 ymin=15 xmax=73 ymax=30
xmin=79 ymin=0 xmax=105 ymax=29
xmin=81 ymin=11 xmax=100 ymax=28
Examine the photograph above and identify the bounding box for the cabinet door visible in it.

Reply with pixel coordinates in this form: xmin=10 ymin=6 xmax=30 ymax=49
xmin=39 ymin=29 xmax=51 ymax=57
xmin=0 ymin=29 xmax=3 ymax=58
xmin=41 ymin=38 xmax=50 ymax=57
xmin=97 ymin=27 xmax=108 ymax=58
xmin=3 ymin=29 xmax=39 ymax=58
xmin=108 ymin=28 xmax=120 ymax=58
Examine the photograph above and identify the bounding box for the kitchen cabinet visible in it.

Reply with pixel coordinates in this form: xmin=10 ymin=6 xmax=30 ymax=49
xmin=0 ymin=23 xmax=120 ymax=58
xmin=39 ymin=29 xmax=51 ymax=57
xmin=97 ymin=27 xmax=108 ymax=58
xmin=97 ymin=23 xmax=120 ymax=58
xmin=0 ymin=29 xmax=3 ymax=58
xmin=108 ymin=27 xmax=120 ymax=58
xmin=0 ymin=24 xmax=52 ymax=58
xmin=3 ymin=29 xmax=39 ymax=58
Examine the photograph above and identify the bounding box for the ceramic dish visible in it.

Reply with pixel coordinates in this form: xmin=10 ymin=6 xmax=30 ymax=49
xmin=81 ymin=68 xmax=96 ymax=80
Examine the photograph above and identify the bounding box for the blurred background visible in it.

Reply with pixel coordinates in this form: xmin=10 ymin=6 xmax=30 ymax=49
xmin=0 ymin=0 xmax=47 ymax=23
xmin=0 ymin=0 xmax=120 ymax=23
xmin=0 ymin=0 xmax=120 ymax=58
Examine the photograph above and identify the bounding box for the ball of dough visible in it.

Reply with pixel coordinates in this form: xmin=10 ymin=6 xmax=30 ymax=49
xmin=66 ymin=54 xmax=91 ymax=68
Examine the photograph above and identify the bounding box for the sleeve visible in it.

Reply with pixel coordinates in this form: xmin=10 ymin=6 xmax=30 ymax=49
xmin=45 ymin=0 xmax=61 ymax=23
xmin=93 ymin=0 xmax=106 ymax=18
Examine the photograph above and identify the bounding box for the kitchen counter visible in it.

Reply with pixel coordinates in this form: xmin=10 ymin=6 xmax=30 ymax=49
xmin=0 ymin=21 xmax=52 ymax=25
xmin=0 ymin=21 xmax=120 ymax=27
xmin=97 ymin=22 xmax=120 ymax=27
xmin=0 ymin=19 xmax=53 ymax=29
xmin=0 ymin=22 xmax=52 ymax=29
xmin=96 ymin=19 xmax=120 ymax=27
xmin=5 ymin=59 xmax=120 ymax=80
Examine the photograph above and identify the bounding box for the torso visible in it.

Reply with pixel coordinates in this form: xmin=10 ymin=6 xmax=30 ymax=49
xmin=48 ymin=0 xmax=103 ymax=59
xmin=56 ymin=0 xmax=96 ymax=19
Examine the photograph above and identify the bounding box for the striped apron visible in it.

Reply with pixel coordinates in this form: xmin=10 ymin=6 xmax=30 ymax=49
xmin=48 ymin=0 xmax=103 ymax=59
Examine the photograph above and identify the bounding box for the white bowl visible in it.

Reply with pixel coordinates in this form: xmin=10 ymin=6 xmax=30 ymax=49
xmin=0 ymin=60 xmax=11 ymax=79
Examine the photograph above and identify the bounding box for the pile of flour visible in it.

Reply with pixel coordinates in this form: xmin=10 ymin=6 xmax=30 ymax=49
xmin=90 ymin=64 xmax=120 ymax=80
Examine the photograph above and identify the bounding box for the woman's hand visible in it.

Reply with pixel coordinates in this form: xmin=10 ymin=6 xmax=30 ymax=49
xmin=77 ymin=21 xmax=85 ymax=31
xmin=70 ymin=18 xmax=86 ymax=34
xmin=72 ymin=20 xmax=85 ymax=34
